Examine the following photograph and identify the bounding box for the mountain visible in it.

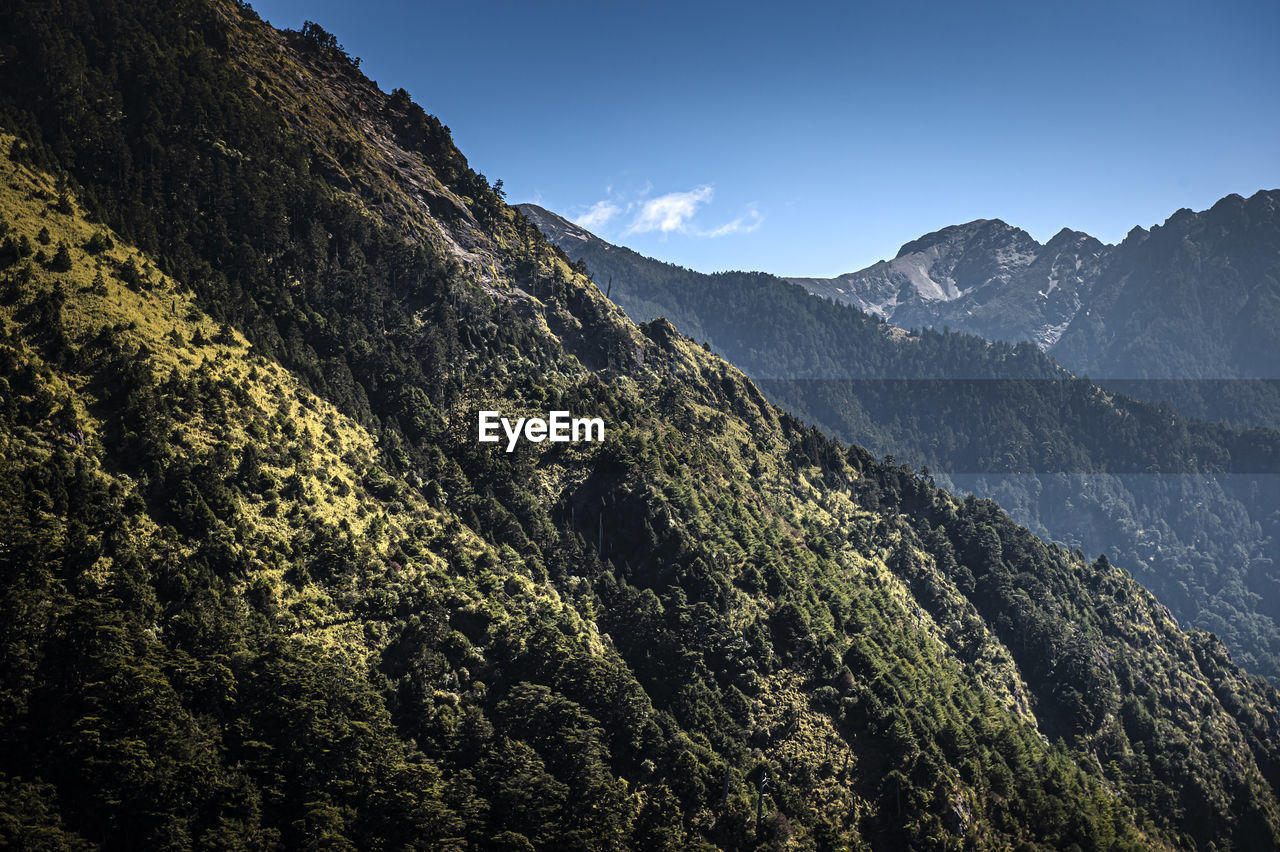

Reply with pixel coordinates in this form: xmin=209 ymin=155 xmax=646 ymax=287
xmin=522 ymin=202 xmax=1280 ymax=689
xmin=788 ymin=219 xmax=1107 ymax=350
xmin=1051 ymin=192 xmax=1280 ymax=380
xmin=5 ymin=1 xmax=1280 ymax=849
xmin=788 ymin=194 xmax=1280 ymax=427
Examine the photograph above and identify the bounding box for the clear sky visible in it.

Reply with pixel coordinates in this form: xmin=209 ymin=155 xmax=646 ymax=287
xmin=248 ymin=0 xmax=1279 ymax=277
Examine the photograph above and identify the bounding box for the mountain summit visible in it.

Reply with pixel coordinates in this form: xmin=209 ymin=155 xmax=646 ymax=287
xmin=789 ymin=218 xmax=1106 ymax=348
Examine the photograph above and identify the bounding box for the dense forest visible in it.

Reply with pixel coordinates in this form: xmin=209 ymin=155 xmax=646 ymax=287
xmin=521 ymin=203 xmax=1280 ymax=688
xmin=3 ymin=0 xmax=1280 ymax=848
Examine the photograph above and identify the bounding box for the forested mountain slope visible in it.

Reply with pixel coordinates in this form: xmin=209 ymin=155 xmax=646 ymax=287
xmin=522 ymin=202 xmax=1280 ymax=688
xmin=3 ymin=1 xmax=1280 ymax=849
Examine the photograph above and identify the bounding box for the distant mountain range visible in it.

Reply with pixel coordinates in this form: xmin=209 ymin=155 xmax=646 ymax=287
xmin=785 ymin=192 xmax=1280 ymax=426
xmin=789 ymin=191 xmax=1280 ymax=378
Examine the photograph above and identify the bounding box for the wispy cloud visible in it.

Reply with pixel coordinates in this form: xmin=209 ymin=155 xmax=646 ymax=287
xmin=575 ymin=183 xmax=762 ymax=240
xmin=625 ymin=186 xmax=714 ymax=235
xmin=699 ymin=206 xmax=763 ymax=238
xmin=575 ymin=200 xmax=620 ymax=230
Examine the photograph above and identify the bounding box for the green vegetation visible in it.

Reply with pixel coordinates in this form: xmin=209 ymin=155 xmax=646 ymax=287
xmin=1 ymin=1 xmax=1280 ymax=849
xmin=521 ymin=204 xmax=1280 ymax=687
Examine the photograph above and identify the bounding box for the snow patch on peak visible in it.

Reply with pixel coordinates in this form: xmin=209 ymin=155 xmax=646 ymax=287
xmin=894 ymin=245 xmax=962 ymax=301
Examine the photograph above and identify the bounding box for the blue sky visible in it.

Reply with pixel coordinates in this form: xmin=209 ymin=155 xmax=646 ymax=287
xmin=249 ymin=0 xmax=1279 ymax=277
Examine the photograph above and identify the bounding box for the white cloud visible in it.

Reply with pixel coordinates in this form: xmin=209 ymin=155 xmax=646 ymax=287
xmin=574 ymin=182 xmax=762 ymax=240
xmin=700 ymin=207 xmax=763 ymax=238
xmin=625 ymin=186 xmax=714 ymax=235
xmin=575 ymin=200 xmax=620 ymax=230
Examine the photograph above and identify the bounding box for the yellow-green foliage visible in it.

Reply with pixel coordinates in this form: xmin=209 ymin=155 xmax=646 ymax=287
xmin=0 ymin=140 xmax=594 ymax=660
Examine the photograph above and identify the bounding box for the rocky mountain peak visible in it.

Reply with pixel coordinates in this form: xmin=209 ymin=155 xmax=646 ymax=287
xmin=894 ymin=218 xmax=1037 ymax=262
xmin=1044 ymin=227 xmax=1099 ymax=250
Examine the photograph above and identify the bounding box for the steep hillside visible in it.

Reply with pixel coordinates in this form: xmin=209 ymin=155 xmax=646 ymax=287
xmin=4 ymin=2 xmax=1280 ymax=849
xmin=523 ymin=202 xmax=1280 ymax=687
